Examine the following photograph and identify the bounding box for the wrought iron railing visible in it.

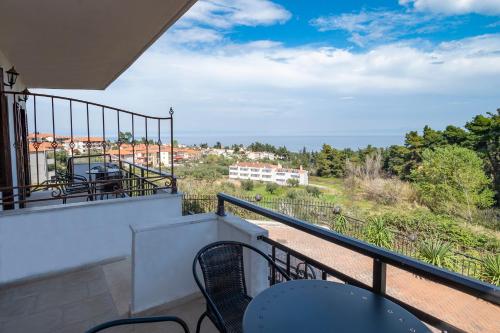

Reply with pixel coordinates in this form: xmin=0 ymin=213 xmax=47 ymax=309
xmin=182 ymin=194 xmax=495 ymax=282
xmin=0 ymin=91 xmax=176 ymax=209
xmin=214 ymin=193 xmax=500 ymax=333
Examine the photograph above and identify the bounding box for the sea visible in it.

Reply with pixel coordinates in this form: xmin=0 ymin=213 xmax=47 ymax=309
xmin=174 ymin=135 xmax=404 ymax=152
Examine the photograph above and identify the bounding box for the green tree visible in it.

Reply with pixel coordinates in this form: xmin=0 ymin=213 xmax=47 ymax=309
xmin=266 ymin=182 xmax=278 ymax=194
xmin=118 ymin=131 xmax=133 ymax=143
xmin=384 ymin=145 xmax=411 ymax=177
xmin=442 ymin=125 xmax=470 ymax=146
xmin=316 ymin=144 xmax=345 ymax=177
xmin=411 ymin=146 xmax=494 ymax=221
xmin=287 ymin=178 xmax=299 ymax=187
xmin=465 ymin=110 xmax=500 ymax=205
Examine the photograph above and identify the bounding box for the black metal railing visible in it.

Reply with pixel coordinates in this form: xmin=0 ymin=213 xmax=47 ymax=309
xmin=0 ymin=91 xmax=176 ymax=209
xmin=182 ymin=194 xmax=495 ymax=282
xmin=214 ymin=193 xmax=500 ymax=333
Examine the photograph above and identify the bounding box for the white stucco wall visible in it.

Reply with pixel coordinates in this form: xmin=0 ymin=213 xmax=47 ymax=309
xmin=0 ymin=193 xmax=183 ymax=284
xmin=131 ymin=212 xmax=268 ymax=314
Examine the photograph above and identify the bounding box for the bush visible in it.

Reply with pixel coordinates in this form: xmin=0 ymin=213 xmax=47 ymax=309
xmin=362 ymin=177 xmax=417 ymax=205
xmin=241 ymin=180 xmax=254 ymax=191
xmin=374 ymin=210 xmax=500 ymax=252
xmin=266 ymin=182 xmax=279 ymax=194
xmin=287 ymin=178 xmax=299 ymax=187
xmin=363 ymin=217 xmax=393 ymax=248
xmin=286 ymin=189 xmax=298 ymax=199
xmin=305 ymin=185 xmax=321 ymax=198
xmin=418 ymin=239 xmax=453 ymax=268
xmin=330 ymin=214 xmax=348 ymax=234
xmin=482 ymin=254 xmax=500 ymax=286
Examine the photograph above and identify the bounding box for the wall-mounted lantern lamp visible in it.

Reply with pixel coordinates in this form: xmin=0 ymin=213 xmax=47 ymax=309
xmin=4 ymin=67 xmax=19 ymax=88
xmin=18 ymin=88 xmax=29 ymax=102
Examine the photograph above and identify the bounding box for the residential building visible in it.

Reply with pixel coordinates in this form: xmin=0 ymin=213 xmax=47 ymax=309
xmin=229 ymin=162 xmax=309 ymax=185
xmin=246 ymin=151 xmax=276 ymax=161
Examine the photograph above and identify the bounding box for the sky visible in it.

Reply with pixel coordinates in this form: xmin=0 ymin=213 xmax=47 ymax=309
xmin=37 ymin=0 xmax=500 ymax=138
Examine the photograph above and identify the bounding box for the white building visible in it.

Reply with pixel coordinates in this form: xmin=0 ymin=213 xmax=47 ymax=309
xmin=246 ymin=151 xmax=276 ymax=161
xmin=229 ymin=162 xmax=308 ymax=185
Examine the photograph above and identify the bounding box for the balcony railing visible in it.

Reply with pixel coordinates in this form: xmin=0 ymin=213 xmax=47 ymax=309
xmin=0 ymin=91 xmax=176 ymax=209
xmin=214 ymin=193 xmax=500 ymax=333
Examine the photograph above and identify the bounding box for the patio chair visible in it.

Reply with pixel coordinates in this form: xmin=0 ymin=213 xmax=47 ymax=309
xmin=192 ymin=241 xmax=291 ymax=333
xmin=54 ymin=171 xmax=92 ymax=203
xmin=85 ymin=316 xmax=189 ymax=333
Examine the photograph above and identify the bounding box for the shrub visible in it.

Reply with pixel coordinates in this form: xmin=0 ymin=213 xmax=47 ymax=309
xmin=362 ymin=177 xmax=417 ymax=205
xmin=418 ymin=239 xmax=453 ymax=268
xmin=305 ymin=185 xmax=321 ymax=198
xmin=330 ymin=214 xmax=348 ymax=234
xmin=286 ymin=189 xmax=298 ymax=199
xmin=287 ymin=178 xmax=299 ymax=187
xmin=266 ymin=182 xmax=279 ymax=194
xmin=363 ymin=217 xmax=393 ymax=248
xmin=482 ymin=254 xmax=500 ymax=286
xmin=241 ymin=180 xmax=254 ymax=191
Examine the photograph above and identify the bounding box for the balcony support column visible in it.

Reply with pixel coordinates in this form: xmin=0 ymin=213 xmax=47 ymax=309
xmin=373 ymin=258 xmax=387 ymax=295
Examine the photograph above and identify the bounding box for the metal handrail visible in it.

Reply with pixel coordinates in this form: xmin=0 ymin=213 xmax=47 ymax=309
xmin=4 ymin=91 xmax=171 ymax=120
xmin=215 ymin=193 xmax=499 ymax=305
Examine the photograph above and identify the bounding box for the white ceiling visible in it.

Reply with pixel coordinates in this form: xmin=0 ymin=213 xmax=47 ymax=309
xmin=0 ymin=0 xmax=197 ymax=89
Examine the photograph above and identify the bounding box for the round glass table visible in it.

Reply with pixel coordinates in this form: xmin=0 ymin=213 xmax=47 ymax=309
xmin=243 ymin=279 xmax=431 ymax=333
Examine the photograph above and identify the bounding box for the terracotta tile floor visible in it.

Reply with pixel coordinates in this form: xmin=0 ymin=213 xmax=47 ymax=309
xmin=255 ymin=221 xmax=500 ymax=333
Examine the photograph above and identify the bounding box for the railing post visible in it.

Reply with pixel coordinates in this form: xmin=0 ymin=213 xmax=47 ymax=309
xmin=373 ymin=258 xmax=387 ymax=295
xmin=140 ymin=168 xmax=145 ymax=196
xmin=271 ymin=245 xmax=276 ymax=285
xmin=216 ymin=196 xmax=225 ymax=216
xmin=171 ymin=177 xmax=177 ymax=194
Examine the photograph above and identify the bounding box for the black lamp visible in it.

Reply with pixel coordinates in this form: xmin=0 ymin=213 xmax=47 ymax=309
xmin=18 ymin=88 xmax=29 ymax=102
xmin=4 ymin=66 xmax=19 ymax=88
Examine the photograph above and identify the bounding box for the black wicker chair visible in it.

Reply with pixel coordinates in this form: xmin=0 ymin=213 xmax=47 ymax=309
xmin=85 ymin=316 xmax=189 ymax=333
xmin=192 ymin=241 xmax=291 ymax=333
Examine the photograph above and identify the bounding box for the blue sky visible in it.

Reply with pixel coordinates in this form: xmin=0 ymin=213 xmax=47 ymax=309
xmin=38 ymin=0 xmax=500 ymax=139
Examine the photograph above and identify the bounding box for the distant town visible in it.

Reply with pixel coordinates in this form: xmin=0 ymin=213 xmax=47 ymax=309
xmin=26 ymin=132 xmax=308 ymax=185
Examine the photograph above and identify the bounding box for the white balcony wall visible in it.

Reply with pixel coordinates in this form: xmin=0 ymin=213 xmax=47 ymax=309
xmin=0 ymin=193 xmax=183 ymax=284
xmin=131 ymin=212 xmax=268 ymax=314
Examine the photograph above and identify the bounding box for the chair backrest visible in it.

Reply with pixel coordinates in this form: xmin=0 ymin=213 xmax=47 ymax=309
xmin=197 ymin=242 xmax=248 ymax=300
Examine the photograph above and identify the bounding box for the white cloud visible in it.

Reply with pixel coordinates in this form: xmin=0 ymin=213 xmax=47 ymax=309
xmin=166 ymin=27 xmax=223 ymax=44
xmin=399 ymin=0 xmax=500 ymax=15
xmin=165 ymin=0 xmax=291 ymax=45
xmin=179 ymin=0 xmax=291 ymax=29
xmin=310 ymin=10 xmax=447 ymax=47
xmin=40 ymin=34 xmax=500 ymax=135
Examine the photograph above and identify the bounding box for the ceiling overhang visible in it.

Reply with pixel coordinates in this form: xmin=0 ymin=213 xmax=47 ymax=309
xmin=0 ymin=0 xmax=197 ymax=89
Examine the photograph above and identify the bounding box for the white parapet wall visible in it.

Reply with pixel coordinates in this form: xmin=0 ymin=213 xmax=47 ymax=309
xmin=131 ymin=212 xmax=269 ymax=314
xmin=0 ymin=192 xmax=183 ymax=285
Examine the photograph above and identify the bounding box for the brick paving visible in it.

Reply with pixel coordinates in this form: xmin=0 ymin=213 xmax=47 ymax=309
xmin=255 ymin=221 xmax=500 ymax=333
